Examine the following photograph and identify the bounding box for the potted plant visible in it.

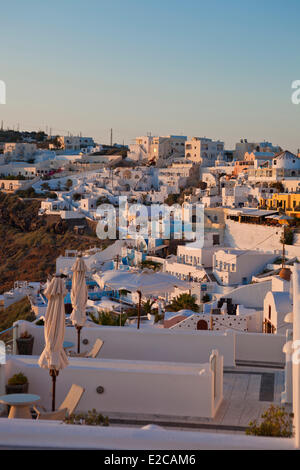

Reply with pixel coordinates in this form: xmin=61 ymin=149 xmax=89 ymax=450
xmin=16 ymin=331 xmax=34 ymax=355
xmin=6 ymin=373 xmax=29 ymax=394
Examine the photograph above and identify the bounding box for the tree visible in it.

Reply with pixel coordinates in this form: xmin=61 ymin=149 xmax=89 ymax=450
xmin=89 ymin=310 xmax=127 ymax=327
xmin=96 ymin=196 xmax=110 ymax=206
xmin=72 ymin=193 xmax=81 ymax=201
xmin=65 ymin=179 xmax=73 ymax=190
xmin=164 ymin=193 xmax=179 ymax=206
xmin=281 ymin=227 xmax=294 ymax=246
xmin=167 ymin=293 xmax=199 ymax=312
xmin=270 ymin=182 xmax=284 ymax=193
xmin=41 ymin=183 xmax=50 ymax=191
xmin=198 ymin=181 xmax=208 ymax=190
xmin=142 ymin=299 xmax=156 ymax=315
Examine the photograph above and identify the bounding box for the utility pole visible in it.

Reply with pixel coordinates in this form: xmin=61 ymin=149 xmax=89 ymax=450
xmin=110 ymin=128 xmax=113 ymax=147
xmin=210 ymin=310 xmax=214 ymax=331
xmin=282 ymin=225 xmax=286 ymax=269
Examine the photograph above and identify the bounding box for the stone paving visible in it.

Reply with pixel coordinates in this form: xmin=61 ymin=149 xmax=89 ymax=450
xmin=107 ymin=366 xmax=290 ymax=433
xmin=213 ymin=368 xmax=287 ymax=428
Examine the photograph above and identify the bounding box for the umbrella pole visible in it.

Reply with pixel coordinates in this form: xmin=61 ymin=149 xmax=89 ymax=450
xmin=50 ymin=369 xmax=59 ymax=412
xmin=137 ymin=291 xmax=142 ymax=330
xmin=76 ymin=326 xmax=82 ymax=354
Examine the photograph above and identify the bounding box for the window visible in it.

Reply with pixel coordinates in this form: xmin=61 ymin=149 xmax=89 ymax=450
xmin=213 ymin=234 xmax=220 ymax=245
xmin=268 ymin=305 xmax=271 ymax=320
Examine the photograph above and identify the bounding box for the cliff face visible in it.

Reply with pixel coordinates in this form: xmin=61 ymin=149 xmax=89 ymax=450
xmin=0 ymin=193 xmax=107 ymax=294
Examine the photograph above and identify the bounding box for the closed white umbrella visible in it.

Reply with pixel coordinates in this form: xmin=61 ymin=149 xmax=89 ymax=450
xmin=71 ymin=257 xmax=88 ymax=353
xmin=39 ymin=276 xmax=69 ymax=411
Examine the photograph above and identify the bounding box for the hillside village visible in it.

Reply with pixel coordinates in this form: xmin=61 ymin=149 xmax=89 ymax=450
xmin=1 ymin=129 xmax=300 ymax=450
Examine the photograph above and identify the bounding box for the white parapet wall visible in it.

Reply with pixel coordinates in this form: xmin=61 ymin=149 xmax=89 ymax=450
xmin=15 ymin=321 xmax=236 ymax=368
xmin=15 ymin=320 xmax=287 ymax=366
xmin=235 ymin=332 xmax=286 ymax=365
xmin=225 ymin=219 xmax=300 ymax=259
xmin=5 ymin=354 xmax=223 ymax=420
xmin=0 ymin=418 xmax=295 ymax=450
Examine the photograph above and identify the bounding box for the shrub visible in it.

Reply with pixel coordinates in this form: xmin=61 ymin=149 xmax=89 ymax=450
xmin=8 ymin=373 xmax=28 ymax=386
xmin=65 ymin=409 xmax=109 ymax=426
xmin=141 ymin=260 xmax=161 ymax=271
xmin=246 ymin=405 xmax=293 ymax=438
xmin=202 ymin=294 xmax=211 ymax=303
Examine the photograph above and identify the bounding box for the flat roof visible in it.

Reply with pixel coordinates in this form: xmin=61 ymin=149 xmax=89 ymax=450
xmin=228 ymin=208 xmax=279 ymax=217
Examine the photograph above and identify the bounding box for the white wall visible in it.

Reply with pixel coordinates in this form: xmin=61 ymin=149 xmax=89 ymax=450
xmin=16 ymin=320 xmax=286 ymax=367
xmin=5 ymin=355 xmax=222 ymax=419
xmin=235 ymin=332 xmax=286 ymax=364
xmin=0 ymin=418 xmax=295 ymax=450
xmin=225 ymin=219 xmax=282 ymax=251
xmin=221 ymin=280 xmax=272 ymax=309
xmin=16 ymin=321 xmax=236 ymax=368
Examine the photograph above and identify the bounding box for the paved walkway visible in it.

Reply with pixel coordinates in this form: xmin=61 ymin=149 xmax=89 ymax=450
xmin=213 ymin=368 xmax=287 ymax=428
xmin=107 ymin=367 xmax=289 ymax=433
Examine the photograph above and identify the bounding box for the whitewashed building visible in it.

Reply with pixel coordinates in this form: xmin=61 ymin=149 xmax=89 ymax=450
xmin=185 ymin=137 xmax=224 ymax=166
xmin=213 ymin=249 xmax=276 ymax=286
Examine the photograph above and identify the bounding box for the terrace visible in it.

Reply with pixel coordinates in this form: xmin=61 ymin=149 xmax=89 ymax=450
xmin=0 ymin=262 xmax=298 ymax=450
xmin=0 ymin=309 xmax=295 ymax=449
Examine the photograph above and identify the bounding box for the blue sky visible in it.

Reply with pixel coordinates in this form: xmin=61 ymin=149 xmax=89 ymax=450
xmin=1 ymin=0 xmax=300 ymax=150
